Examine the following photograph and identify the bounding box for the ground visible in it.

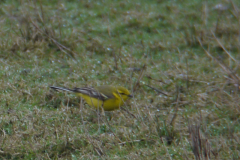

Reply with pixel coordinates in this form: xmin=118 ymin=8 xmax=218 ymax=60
xmin=0 ymin=0 xmax=240 ymax=159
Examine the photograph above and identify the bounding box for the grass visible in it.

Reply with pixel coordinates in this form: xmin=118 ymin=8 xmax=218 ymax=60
xmin=0 ymin=0 xmax=240 ymax=159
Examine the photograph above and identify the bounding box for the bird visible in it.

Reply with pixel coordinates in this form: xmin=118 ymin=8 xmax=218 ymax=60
xmin=50 ymin=85 xmax=132 ymax=111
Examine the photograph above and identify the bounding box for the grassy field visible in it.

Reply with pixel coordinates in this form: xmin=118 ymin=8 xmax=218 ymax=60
xmin=0 ymin=0 xmax=240 ymax=159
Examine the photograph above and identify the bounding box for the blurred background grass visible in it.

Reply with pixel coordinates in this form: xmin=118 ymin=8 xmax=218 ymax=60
xmin=0 ymin=0 xmax=240 ymax=159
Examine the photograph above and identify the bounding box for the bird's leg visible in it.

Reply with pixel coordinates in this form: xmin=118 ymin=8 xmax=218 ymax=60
xmin=96 ymin=103 xmax=105 ymax=133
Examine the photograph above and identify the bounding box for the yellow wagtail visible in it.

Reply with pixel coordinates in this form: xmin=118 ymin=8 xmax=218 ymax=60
xmin=50 ymin=85 xmax=132 ymax=111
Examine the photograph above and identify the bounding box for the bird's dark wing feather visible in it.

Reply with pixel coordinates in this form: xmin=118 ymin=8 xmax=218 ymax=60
xmin=72 ymin=87 xmax=112 ymax=101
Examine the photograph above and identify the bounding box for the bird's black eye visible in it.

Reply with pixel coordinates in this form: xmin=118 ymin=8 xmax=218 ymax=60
xmin=119 ymin=92 xmax=125 ymax=95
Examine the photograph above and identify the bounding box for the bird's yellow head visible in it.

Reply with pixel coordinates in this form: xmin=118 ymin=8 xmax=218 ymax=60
xmin=115 ymin=86 xmax=133 ymax=101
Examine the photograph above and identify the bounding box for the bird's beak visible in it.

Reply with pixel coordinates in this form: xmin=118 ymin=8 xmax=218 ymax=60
xmin=128 ymin=94 xmax=133 ymax=98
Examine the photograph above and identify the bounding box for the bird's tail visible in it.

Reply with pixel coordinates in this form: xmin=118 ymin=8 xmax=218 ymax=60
xmin=50 ymin=86 xmax=74 ymax=92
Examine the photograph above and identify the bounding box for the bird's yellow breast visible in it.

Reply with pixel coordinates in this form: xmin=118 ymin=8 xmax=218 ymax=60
xmin=77 ymin=93 xmax=124 ymax=111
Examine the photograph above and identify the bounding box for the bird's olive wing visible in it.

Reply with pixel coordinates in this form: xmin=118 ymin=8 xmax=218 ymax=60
xmin=72 ymin=87 xmax=113 ymax=101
